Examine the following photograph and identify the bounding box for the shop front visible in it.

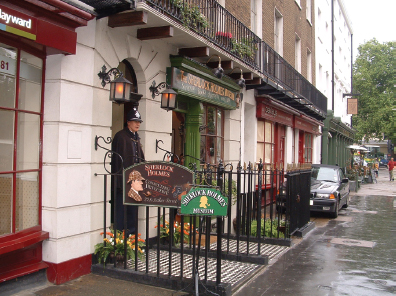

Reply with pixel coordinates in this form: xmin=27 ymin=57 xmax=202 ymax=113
xmin=165 ymin=56 xmax=242 ymax=168
xmin=0 ymin=0 xmax=93 ymax=284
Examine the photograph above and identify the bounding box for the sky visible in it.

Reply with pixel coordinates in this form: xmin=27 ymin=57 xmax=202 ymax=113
xmin=343 ymin=0 xmax=396 ymax=60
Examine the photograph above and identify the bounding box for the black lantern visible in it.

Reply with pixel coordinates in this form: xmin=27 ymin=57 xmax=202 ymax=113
xmin=98 ymin=65 xmax=137 ymax=104
xmin=228 ymin=67 xmax=246 ymax=88
xmin=206 ymin=54 xmax=224 ymax=79
xmin=149 ymin=81 xmax=177 ymax=111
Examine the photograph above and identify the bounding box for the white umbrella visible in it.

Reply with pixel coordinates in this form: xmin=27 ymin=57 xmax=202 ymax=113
xmin=347 ymin=145 xmax=367 ymax=151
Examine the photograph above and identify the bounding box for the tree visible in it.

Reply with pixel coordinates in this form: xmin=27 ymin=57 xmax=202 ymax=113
xmin=352 ymin=39 xmax=395 ymax=143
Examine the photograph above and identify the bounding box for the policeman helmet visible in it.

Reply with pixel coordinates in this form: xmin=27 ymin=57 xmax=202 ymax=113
xmin=127 ymin=108 xmax=143 ymax=123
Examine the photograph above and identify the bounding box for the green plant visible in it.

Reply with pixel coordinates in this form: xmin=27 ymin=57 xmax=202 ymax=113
xmin=94 ymin=229 xmax=145 ymax=266
xmin=230 ymin=37 xmax=258 ymax=58
xmin=155 ymin=219 xmax=196 ymax=245
xmin=171 ymin=0 xmax=208 ymax=30
xmin=250 ymin=219 xmax=285 ymax=238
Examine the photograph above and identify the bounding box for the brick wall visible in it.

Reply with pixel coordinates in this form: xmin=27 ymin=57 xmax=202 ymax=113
xmin=225 ymin=0 xmax=251 ymax=29
xmin=225 ymin=0 xmax=316 ymax=84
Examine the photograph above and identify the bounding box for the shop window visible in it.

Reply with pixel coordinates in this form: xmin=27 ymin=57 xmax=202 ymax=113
xmin=200 ymin=105 xmax=224 ymax=165
xmin=256 ymin=120 xmax=274 ymax=170
xmin=304 ymin=133 xmax=313 ymax=163
xmin=0 ymin=43 xmax=43 ymax=236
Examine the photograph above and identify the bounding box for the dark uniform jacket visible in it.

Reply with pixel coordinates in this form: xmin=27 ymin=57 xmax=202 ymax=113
xmin=111 ymin=127 xmax=145 ymax=190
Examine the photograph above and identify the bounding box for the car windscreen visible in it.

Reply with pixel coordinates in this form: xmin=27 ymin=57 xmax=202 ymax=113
xmin=311 ymin=167 xmax=338 ymax=182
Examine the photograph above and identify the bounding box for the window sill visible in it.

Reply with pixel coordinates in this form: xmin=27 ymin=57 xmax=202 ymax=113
xmin=0 ymin=230 xmax=49 ymax=256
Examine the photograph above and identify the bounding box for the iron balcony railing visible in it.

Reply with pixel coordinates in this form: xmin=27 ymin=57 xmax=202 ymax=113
xmin=142 ymin=0 xmax=327 ymax=117
xmin=143 ymin=0 xmax=261 ymax=69
xmin=262 ymin=43 xmax=328 ymax=115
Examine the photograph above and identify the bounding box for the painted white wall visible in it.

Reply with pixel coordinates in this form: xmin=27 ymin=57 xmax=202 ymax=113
xmin=315 ymin=0 xmax=353 ymax=126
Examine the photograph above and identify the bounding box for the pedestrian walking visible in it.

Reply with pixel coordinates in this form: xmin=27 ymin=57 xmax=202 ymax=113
xmin=373 ymin=158 xmax=379 ymax=177
xmin=387 ymin=157 xmax=395 ymax=181
xmin=111 ymin=108 xmax=145 ymax=235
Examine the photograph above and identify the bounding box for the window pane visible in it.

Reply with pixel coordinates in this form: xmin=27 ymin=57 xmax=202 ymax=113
xmin=0 ymin=44 xmax=17 ymax=109
xmin=207 ymin=136 xmax=215 ymax=164
xmin=0 ymin=110 xmax=15 ymax=172
xmin=18 ymin=51 xmax=42 ymax=113
xmin=264 ymin=143 xmax=272 ymax=163
xmin=264 ymin=121 xmax=272 ymax=142
xmin=0 ymin=174 xmax=12 ymax=235
xmin=256 ymin=143 xmax=264 ymax=163
xmin=217 ymin=109 xmax=222 ymax=137
xmin=257 ymin=121 xmax=264 ymax=142
xmin=207 ymin=106 xmax=216 ymax=135
xmin=216 ymin=137 xmax=222 ymax=163
xmin=17 ymin=112 xmax=40 ymax=171
xmin=15 ymin=172 xmax=39 ymax=232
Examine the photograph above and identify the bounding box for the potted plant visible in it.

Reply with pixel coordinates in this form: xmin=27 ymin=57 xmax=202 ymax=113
xmin=94 ymin=229 xmax=145 ymax=266
xmin=215 ymin=32 xmax=233 ymax=46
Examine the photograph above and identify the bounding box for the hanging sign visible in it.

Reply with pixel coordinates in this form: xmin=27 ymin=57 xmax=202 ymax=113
xmin=347 ymin=98 xmax=358 ymax=115
xmin=123 ymin=161 xmax=194 ymax=208
xmin=180 ymin=187 xmax=228 ymax=216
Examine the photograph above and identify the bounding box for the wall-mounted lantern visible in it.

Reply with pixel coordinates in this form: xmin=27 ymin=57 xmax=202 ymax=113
xmin=149 ymin=80 xmax=177 ymax=111
xmin=228 ymin=67 xmax=246 ymax=88
xmin=98 ymin=65 xmax=142 ymax=105
xmin=206 ymin=54 xmax=224 ymax=79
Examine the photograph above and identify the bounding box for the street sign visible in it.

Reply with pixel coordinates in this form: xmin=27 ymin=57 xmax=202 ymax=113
xmin=180 ymin=187 xmax=228 ymax=216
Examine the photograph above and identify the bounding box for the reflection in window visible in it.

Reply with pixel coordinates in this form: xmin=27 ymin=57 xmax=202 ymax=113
xmin=0 ymin=44 xmax=43 ymax=236
xmin=200 ymin=105 xmax=224 ymax=165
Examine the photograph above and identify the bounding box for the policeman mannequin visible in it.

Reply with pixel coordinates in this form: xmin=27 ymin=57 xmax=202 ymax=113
xmin=111 ymin=108 xmax=145 ymax=235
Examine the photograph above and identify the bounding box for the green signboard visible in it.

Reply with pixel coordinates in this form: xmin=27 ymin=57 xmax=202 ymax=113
xmin=180 ymin=187 xmax=228 ymax=216
xmin=169 ymin=67 xmax=238 ymax=109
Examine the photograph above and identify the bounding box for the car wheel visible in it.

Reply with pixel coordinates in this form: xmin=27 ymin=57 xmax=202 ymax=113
xmin=331 ymin=200 xmax=339 ymax=218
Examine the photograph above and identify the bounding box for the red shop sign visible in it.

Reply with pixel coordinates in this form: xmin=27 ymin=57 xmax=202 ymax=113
xmin=294 ymin=117 xmax=320 ymax=134
xmin=256 ymin=102 xmax=293 ymax=126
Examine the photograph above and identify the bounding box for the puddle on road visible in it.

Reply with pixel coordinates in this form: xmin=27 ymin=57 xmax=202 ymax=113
xmin=330 ymin=237 xmax=376 ymax=248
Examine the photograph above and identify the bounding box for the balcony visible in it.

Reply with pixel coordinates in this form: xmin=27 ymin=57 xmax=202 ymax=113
xmin=79 ymin=0 xmax=327 ymax=120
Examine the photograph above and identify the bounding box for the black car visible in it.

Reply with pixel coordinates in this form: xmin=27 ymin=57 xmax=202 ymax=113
xmin=310 ymin=164 xmax=349 ymax=218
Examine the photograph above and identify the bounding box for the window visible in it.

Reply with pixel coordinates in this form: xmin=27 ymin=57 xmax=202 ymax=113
xmin=307 ymin=49 xmax=312 ymax=82
xmin=306 ymin=0 xmax=312 ymax=24
xmin=251 ymin=0 xmax=257 ymax=34
xmin=295 ymin=35 xmax=301 ymax=72
xmin=274 ymin=9 xmax=283 ymax=56
xmin=200 ymin=105 xmax=224 ymax=165
xmin=0 ymin=43 xmax=43 ymax=236
xmin=304 ymin=133 xmax=313 ymax=163
xmin=256 ymin=120 xmax=274 ymax=170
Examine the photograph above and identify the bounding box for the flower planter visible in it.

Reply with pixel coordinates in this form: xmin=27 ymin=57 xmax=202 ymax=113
xmin=349 ymin=180 xmax=357 ymax=192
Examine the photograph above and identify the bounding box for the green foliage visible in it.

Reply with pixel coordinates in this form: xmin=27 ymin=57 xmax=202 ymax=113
xmin=250 ymin=219 xmax=285 ymax=238
xmin=171 ymin=0 xmax=208 ymax=30
xmin=352 ymin=39 xmax=395 ymax=142
xmin=230 ymin=37 xmax=258 ymax=58
xmin=94 ymin=230 xmax=145 ymax=266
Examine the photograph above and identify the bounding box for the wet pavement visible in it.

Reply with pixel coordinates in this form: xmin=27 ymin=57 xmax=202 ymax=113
xmin=234 ymin=168 xmax=396 ymax=296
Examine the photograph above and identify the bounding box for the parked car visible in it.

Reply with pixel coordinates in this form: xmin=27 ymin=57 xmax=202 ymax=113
xmin=379 ymin=158 xmax=389 ymax=167
xmin=310 ymin=164 xmax=349 ymax=218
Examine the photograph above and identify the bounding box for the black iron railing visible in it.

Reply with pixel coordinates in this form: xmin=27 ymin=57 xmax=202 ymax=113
xmin=140 ymin=0 xmax=327 ymax=117
xmin=93 ymin=136 xmax=315 ymax=293
xmin=262 ymin=43 xmax=327 ymax=115
xmin=142 ymin=0 xmax=261 ymax=69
